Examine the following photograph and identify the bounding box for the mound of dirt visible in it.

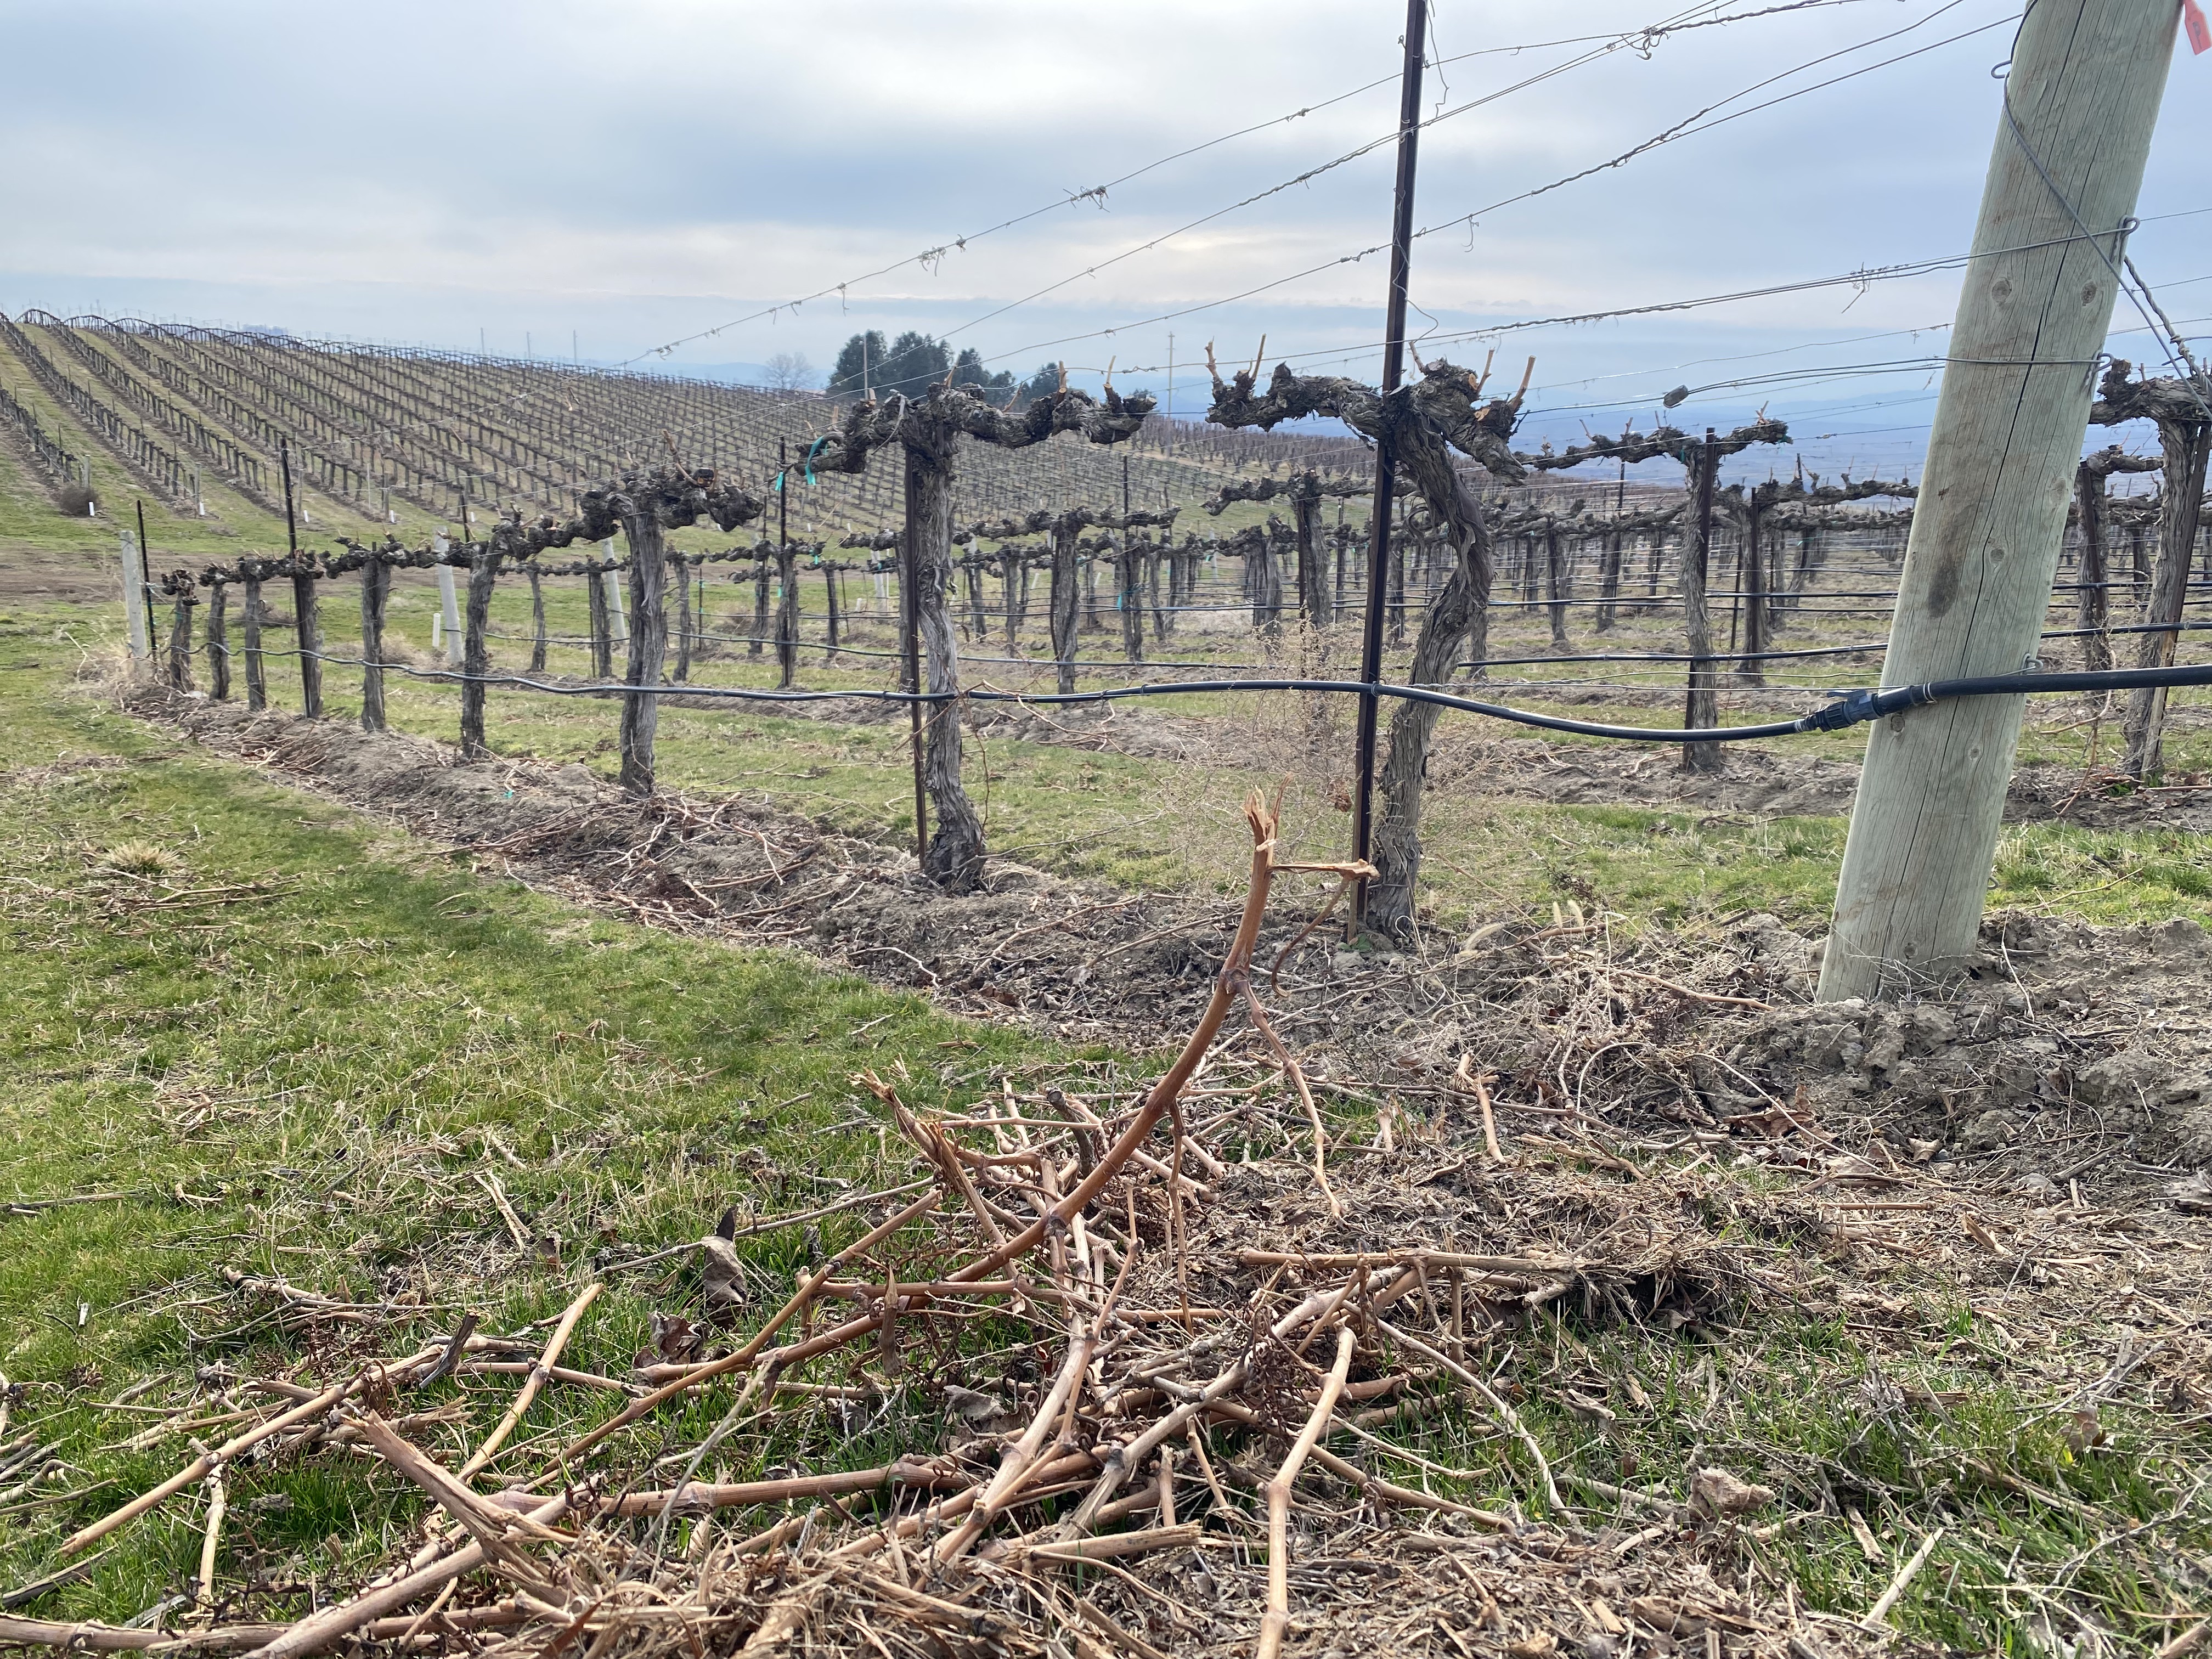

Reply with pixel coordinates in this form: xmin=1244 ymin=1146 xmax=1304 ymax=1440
xmin=1419 ymin=733 xmax=2212 ymax=831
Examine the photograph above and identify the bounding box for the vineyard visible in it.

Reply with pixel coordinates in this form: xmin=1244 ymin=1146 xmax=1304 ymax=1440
xmin=5 ymin=2 xmax=2212 ymax=1657
xmin=0 ymin=312 xmax=1322 ymax=549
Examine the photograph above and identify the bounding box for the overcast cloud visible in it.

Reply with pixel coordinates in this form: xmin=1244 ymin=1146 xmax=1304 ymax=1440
xmin=1 ymin=0 xmax=2203 ymax=476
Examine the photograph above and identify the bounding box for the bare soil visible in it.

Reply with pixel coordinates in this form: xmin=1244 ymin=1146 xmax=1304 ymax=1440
xmin=0 ymin=549 xmax=124 ymax=604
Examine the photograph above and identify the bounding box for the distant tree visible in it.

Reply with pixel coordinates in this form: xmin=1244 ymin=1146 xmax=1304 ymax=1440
xmin=952 ymin=348 xmax=1015 ymax=399
xmin=1013 ymin=362 xmax=1063 ymax=408
xmin=877 ymin=331 xmax=950 ymax=399
xmin=764 ymin=351 xmax=816 ymax=392
xmin=830 ymin=332 xmax=1015 ymax=401
xmin=828 ymin=331 xmax=888 ymax=399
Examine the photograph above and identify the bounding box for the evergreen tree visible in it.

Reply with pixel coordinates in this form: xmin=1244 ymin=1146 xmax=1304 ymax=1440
xmin=833 ymin=332 xmax=1015 ymax=400
xmin=877 ymin=331 xmax=950 ymax=398
xmin=828 ymin=331 xmax=888 ymax=399
xmin=1014 ymin=362 xmax=1062 ymax=407
xmin=952 ymin=347 xmax=1015 ymax=398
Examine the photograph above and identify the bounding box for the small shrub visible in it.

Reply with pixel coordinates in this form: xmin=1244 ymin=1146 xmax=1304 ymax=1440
xmin=57 ymin=482 xmax=98 ymax=517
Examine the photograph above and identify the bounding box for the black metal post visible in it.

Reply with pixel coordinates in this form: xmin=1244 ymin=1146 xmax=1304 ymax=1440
xmin=279 ymin=437 xmax=298 ymax=554
xmin=133 ymin=499 xmax=152 ymax=632
xmin=1350 ymin=0 xmax=1427 ymax=928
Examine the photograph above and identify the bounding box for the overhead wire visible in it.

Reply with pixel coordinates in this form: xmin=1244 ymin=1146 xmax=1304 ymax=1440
xmin=977 ymin=3 xmax=2017 ymax=369
xmin=939 ymin=0 xmax=1835 ymax=346
xmin=612 ymin=1 xmax=1859 ymax=370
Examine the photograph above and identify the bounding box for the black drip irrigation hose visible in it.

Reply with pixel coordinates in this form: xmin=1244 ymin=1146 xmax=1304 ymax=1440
xmin=474 ymin=618 xmax=2212 ymax=675
xmin=225 ymin=645 xmax=2212 ymax=746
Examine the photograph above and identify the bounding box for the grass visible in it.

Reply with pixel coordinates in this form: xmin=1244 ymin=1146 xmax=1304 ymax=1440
xmin=234 ymin=562 xmax=2212 ymax=936
xmin=0 ymin=608 xmax=1064 ymax=1616
xmin=2 ymin=599 xmax=2209 ymax=1649
xmin=0 ymin=619 xmax=2203 ymax=1654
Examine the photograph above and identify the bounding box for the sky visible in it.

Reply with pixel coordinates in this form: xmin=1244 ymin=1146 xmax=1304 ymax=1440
xmin=1 ymin=0 xmax=2204 ymax=483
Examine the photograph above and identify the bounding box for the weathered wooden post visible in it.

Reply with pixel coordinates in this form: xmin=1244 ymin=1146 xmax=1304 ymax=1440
xmin=435 ymin=561 xmax=463 ymax=670
xmin=291 ymin=557 xmax=323 ymax=716
xmin=586 ymin=558 xmax=613 ymax=678
xmin=1819 ymin=0 xmax=2179 ymax=1000
xmin=120 ymin=523 xmax=152 ymax=675
xmin=673 ymin=553 xmax=694 ymax=682
xmin=1738 ymin=487 xmax=1769 ymax=686
xmin=775 ymin=540 xmax=799 ymax=689
xmin=605 ymin=555 xmax=628 ymax=653
xmin=1291 ymin=473 xmax=1329 ymax=629
xmin=748 ymin=557 xmax=770 ymax=657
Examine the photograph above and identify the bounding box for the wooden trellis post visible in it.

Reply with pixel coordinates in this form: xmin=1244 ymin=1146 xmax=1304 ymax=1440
xmin=586 ymin=559 xmax=612 ymax=677
xmin=1820 ymin=0 xmax=2179 ymax=1001
xmin=436 ymin=561 xmax=463 ymax=669
xmin=673 ymin=554 xmax=694 ymax=683
xmin=120 ymin=521 xmax=151 ymax=673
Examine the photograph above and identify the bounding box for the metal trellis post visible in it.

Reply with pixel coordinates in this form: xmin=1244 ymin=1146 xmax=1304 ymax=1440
xmin=1350 ymin=0 xmax=1427 ymax=928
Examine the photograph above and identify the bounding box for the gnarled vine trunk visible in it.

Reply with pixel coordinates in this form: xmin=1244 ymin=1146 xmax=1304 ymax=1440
xmin=2123 ymin=419 xmax=2210 ymax=777
xmin=460 ymin=545 xmax=504 ymax=758
xmin=359 ymin=558 xmax=390 ymax=732
xmin=1048 ymin=521 xmax=1080 ymax=694
xmin=617 ymin=514 xmax=669 ymax=795
xmin=904 ymin=438 xmax=987 ymax=891
xmin=241 ymin=575 xmax=266 ymax=711
xmin=292 ymin=566 xmax=321 ymax=716
xmin=205 ymin=580 xmax=229 ymax=700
